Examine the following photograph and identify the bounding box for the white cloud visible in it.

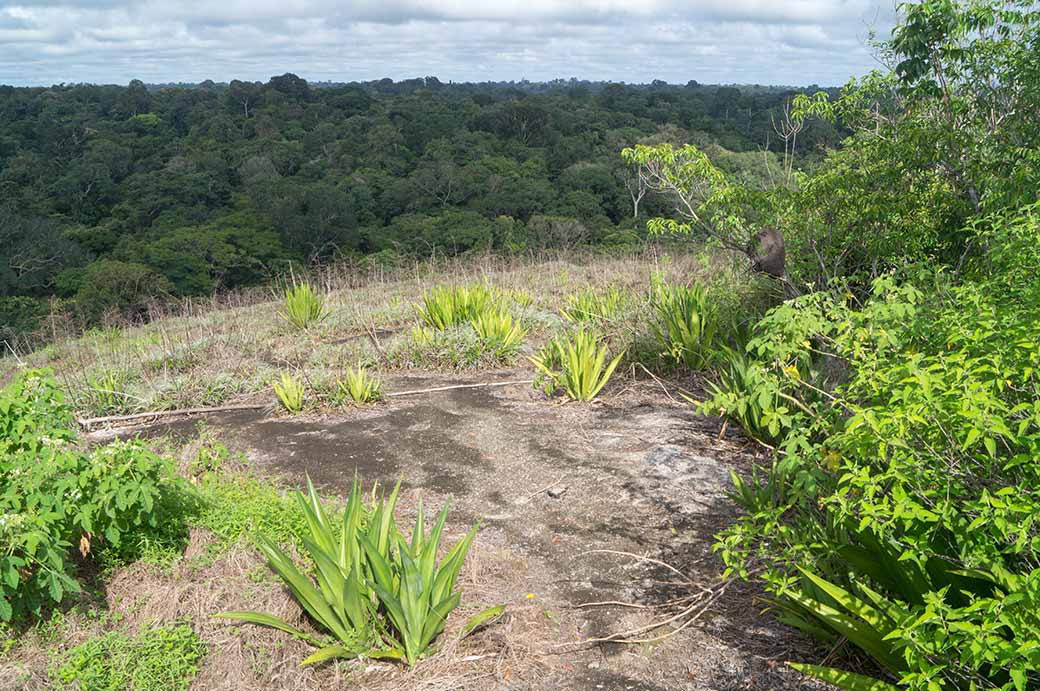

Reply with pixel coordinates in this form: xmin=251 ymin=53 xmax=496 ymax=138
xmin=0 ymin=1 xmax=896 ymax=86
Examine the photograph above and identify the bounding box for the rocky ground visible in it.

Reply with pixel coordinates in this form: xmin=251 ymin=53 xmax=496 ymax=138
xmin=58 ymin=369 xmax=825 ymax=691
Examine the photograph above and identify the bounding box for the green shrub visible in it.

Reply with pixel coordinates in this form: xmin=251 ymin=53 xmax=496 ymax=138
xmin=713 ymin=206 xmax=1040 ymax=690
xmin=53 ymin=622 xmax=206 ymax=691
xmin=530 ymin=329 xmax=623 ymax=401
xmin=277 ymin=281 xmax=330 ymax=330
xmin=0 ymin=370 xmax=185 ymax=622
xmin=701 ymin=345 xmax=806 ymax=444
xmin=71 ymin=260 xmax=172 ymax=325
xmin=273 ymin=372 xmax=305 ymax=413
xmin=217 ymin=478 xmax=501 ymax=666
xmin=337 ymin=362 xmax=382 ymax=404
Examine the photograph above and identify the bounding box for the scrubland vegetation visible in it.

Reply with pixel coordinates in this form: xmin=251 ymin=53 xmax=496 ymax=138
xmin=3 ymin=1 xmax=1040 ymax=690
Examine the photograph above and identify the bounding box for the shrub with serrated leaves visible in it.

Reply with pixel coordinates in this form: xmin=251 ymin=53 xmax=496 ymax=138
xmin=712 ymin=204 xmax=1040 ymax=691
xmin=0 ymin=370 xmax=183 ymax=622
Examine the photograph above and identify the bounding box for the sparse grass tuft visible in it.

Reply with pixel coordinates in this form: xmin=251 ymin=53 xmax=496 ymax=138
xmin=83 ymin=368 xmax=138 ymax=416
xmin=277 ymin=281 xmax=330 ymax=330
xmin=272 ymin=372 xmax=305 ymax=413
xmin=387 ymin=326 xmax=503 ymax=370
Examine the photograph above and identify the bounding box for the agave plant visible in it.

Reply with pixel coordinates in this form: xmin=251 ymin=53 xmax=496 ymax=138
xmin=651 ymin=281 xmax=720 ymax=370
xmin=780 ymin=568 xmax=908 ymax=691
xmin=529 ymin=329 xmax=623 ymax=402
xmin=277 ymin=281 xmax=330 ymax=330
xmin=337 ymin=362 xmax=382 ymax=404
xmin=217 ymin=478 xmax=504 ymax=667
xmin=469 ymin=309 xmax=527 ymax=358
xmin=216 ymin=478 xmax=390 ymax=664
xmin=364 ymin=500 xmax=501 ymax=665
xmin=273 ymin=372 xmax=305 ymax=413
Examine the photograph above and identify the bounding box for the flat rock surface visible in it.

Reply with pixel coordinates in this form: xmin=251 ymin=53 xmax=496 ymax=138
xmin=76 ymin=372 xmax=823 ymax=691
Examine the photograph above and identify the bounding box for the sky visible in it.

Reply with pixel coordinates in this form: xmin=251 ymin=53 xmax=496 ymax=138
xmin=0 ymin=1 xmax=897 ymax=88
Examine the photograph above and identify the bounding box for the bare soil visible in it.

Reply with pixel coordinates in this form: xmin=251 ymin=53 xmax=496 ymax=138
xmin=7 ymin=371 xmax=824 ymax=691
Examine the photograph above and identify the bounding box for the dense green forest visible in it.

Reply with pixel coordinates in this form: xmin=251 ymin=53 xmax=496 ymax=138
xmin=0 ymin=77 xmax=840 ymax=337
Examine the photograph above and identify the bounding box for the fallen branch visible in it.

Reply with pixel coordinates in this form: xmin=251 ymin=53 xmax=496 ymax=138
xmin=77 ymin=403 xmax=267 ymax=428
xmin=386 ymin=380 xmax=533 ymax=398
xmin=76 ymin=379 xmax=535 ymax=428
xmin=514 ymin=477 xmax=565 ymax=505
xmin=576 ymin=549 xmax=700 ymax=585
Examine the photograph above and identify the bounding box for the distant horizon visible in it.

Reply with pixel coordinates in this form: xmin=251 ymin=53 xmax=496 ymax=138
xmin=1 ymin=75 xmax=844 ymax=90
xmin=0 ymin=1 xmax=895 ymax=89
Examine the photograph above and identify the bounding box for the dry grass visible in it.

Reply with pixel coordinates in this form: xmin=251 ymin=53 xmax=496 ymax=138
xmin=2 ymin=526 xmax=555 ymax=691
xmin=1 ymin=249 xmax=739 ymax=418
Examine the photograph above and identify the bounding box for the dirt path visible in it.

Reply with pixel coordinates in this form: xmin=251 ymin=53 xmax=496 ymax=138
xmin=81 ymin=372 xmax=820 ymax=691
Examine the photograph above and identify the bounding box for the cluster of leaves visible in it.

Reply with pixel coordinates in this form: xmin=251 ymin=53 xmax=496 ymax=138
xmin=277 ymin=280 xmax=330 ymax=330
xmin=217 ymin=478 xmax=501 ymax=666
xmin=707 ymin=204 xmax=1040 ymax=690
xmin=336 ymin=362 xmax=383 ymax=404
xmin=407 ymin=284 xmax=528 ymax=365
xmin=52 ymin=622 xmax=206 ymax=691
xmin=530 ymin=328 xmax=624 ymax=402
xmin=0 ymin=370 xmax=185 ymax=621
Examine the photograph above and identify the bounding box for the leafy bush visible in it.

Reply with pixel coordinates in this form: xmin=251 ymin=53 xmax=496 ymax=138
xmin=273 ymin=372 xmax=305 ymax=413
xmin=0 ymin=370 xmax=184 ymax=621
xmin=52 ymin=622 xmax=206 ymax=691
xmin=530 ymin=329 xmax=623 ymax=401
xmin=337 ymin=362 xmax=382 ymax=404
xmin=217 ymin=478 xmax=500 ymax=666
xmin=415 ymin=284 xmax=495 ymax=330
xmin=650 ymin=281 xmax=724 ymax=370
xmin=713 ymin=205 xmax=1040 ymax=690
xmin=702 ymin=344 xmax=815 ymax=445
xmin=277 ymin=281 xmax=330 ymax=330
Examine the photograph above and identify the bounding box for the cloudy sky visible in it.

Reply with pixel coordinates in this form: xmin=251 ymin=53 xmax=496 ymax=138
xmin=0 ymin=1 xmax=896 ymax=87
